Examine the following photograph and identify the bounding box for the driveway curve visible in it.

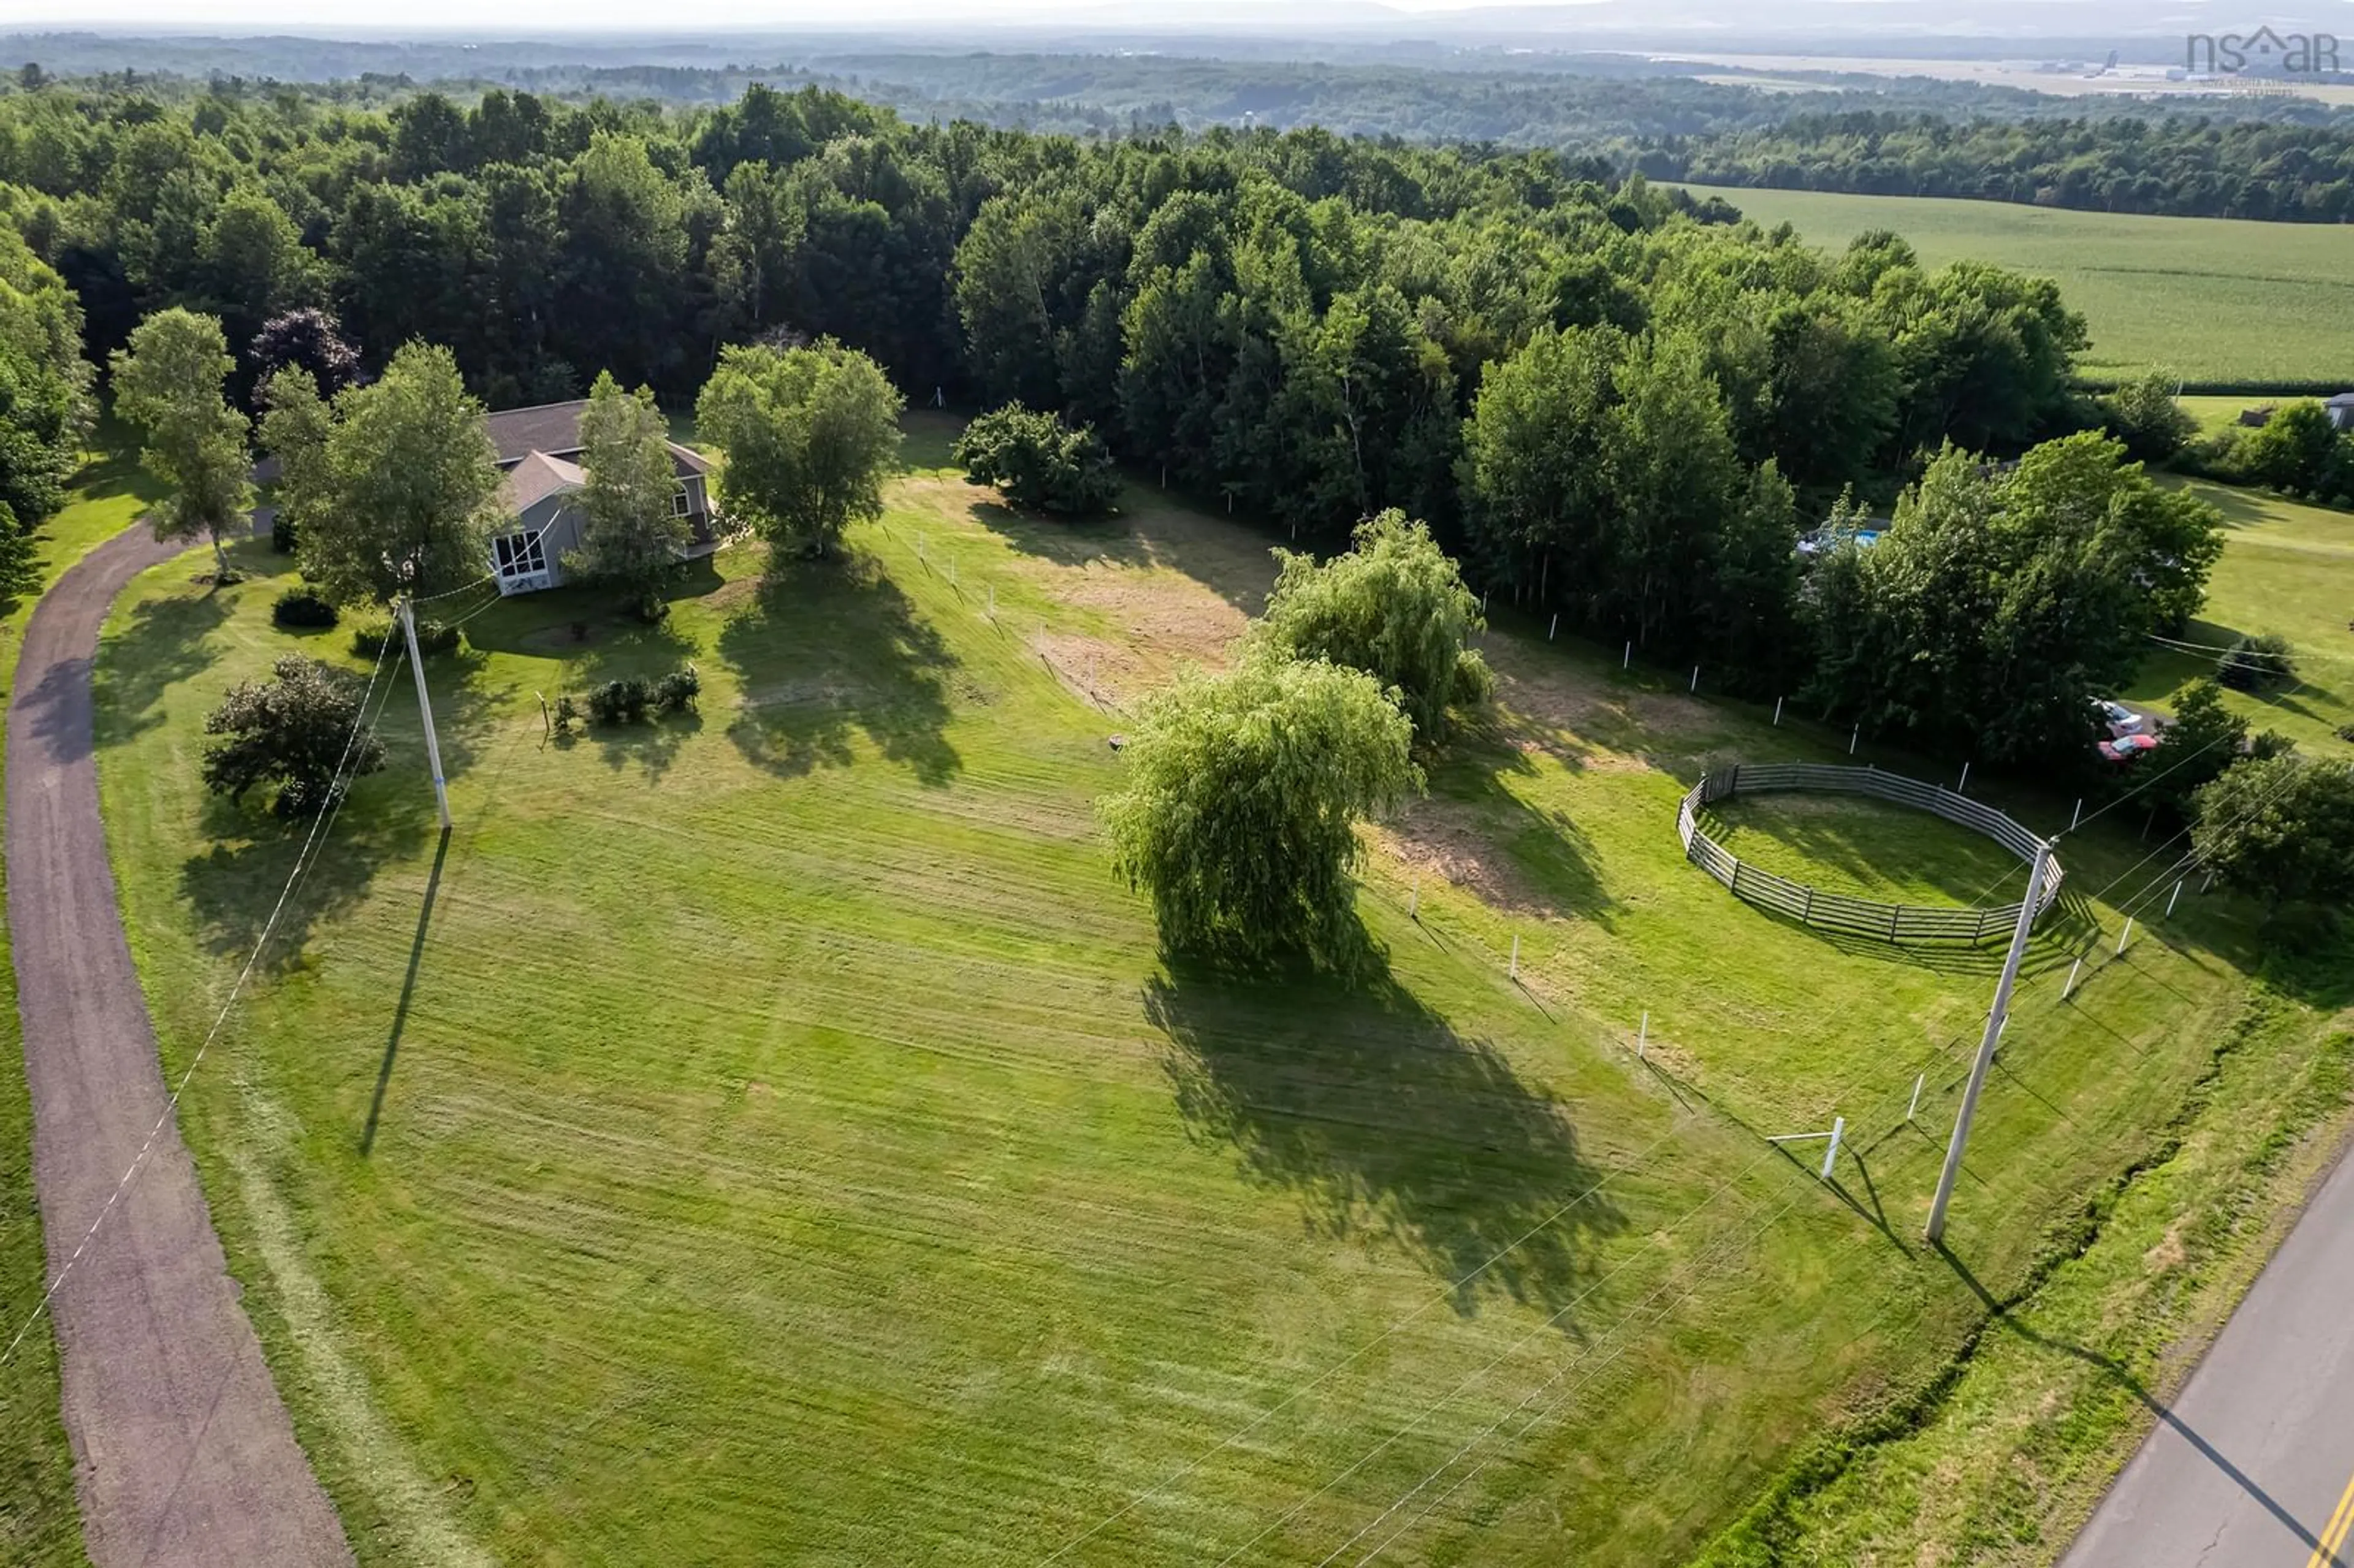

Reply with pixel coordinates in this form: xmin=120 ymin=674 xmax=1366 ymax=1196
xmin=7 ymin=525 xmax=350 ymax=1567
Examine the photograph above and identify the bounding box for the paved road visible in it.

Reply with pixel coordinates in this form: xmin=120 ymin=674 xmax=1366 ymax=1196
xmin=7 ymin=527 xmax=351 ymax=1567
xmin=2061 ymin=1144 xmax=2354 ymax=1568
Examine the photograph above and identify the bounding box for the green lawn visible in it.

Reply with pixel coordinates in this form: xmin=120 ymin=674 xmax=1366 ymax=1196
xmin=0 ymin=438 xmax=167 ymax=1566
xmin=2124 ymin=478 xmax=2354 ymax=752
xmin=85 ymin=416 xmax=2337 ymax=1566
xmin=1676 ymin=185 xmax=2354 ymax=389
xmin=1702 ymin=793 xmax=2030 ymax=907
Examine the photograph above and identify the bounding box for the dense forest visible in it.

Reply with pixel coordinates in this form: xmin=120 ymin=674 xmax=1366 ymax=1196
xmin=1639 ymin=111 xmax=2354 ymax=221
xmin=0 ymin=74 xmax=2257 ymax=772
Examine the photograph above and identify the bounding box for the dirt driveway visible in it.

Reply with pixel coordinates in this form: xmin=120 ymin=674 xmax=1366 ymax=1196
xmin=7 ymin=526 xmax=349 ymax=1566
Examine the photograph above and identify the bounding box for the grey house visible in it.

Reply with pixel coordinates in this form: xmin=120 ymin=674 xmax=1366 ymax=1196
xmin=2327 ymin=392 xmax=2354 ymax=433
xmin=486 ymin=400 xmax=720 ymax=595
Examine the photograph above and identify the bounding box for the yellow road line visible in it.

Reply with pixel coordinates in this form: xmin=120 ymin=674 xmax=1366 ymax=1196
xmin=2306 ymin=1463 xmax=2354 ymax=1568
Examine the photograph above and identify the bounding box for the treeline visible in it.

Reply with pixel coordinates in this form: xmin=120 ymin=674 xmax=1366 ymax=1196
xmin=1637 ymin=111 xmax=2354 ymax=222
xmin=2 ymin=75 xmax=2237 ymax=775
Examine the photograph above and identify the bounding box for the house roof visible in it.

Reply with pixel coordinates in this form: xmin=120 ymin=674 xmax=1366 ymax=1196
xmin=483 ymin=397 xmax=712 ymax=478
xmin=2328 ymin=392 xmax=2354 ymax=407
xmin=500 ymin=450 xmax=585 ymax=516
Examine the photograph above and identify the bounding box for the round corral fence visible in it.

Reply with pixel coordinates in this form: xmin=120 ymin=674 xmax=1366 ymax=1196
xmin=1677 ymin=764 xmax=2064 ymax=945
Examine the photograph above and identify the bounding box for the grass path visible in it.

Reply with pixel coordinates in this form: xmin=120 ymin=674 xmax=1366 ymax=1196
xmin=0 ymin=443 xmax=166 ymax=1567
xmin=82 ymin=416 xmax=2341 ymax=1566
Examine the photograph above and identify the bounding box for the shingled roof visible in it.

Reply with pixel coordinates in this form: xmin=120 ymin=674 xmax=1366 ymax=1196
xmin=500 ymin=450 xmax=586 ymax=516
xmin=482 ymin=398 xmax=712 ymax=476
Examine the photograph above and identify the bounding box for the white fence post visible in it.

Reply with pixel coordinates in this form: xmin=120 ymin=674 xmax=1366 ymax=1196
xmin=1907 ymin=1074 xmax=1924 ymax=1121
xmin=1849 ymin=724 xmax=1861 ymax=756
xmin=1637 ymin=1011 xmax=1649 ymax=1060
xmin=1623 ymin=640 xmax=1632 ymax=669
xmin=2117 ymin=917 xmax=2135 ymax=956
xmin=1548 ymin=613 xmax=1558 ymax=641
xmin=1821 ymin=1117 xmax=1845 ymax=1181
xmin=1690 ymin=665 xmax=1701 ymax=693
xmin=1958 ymin=761 xmax=1970 ymax=793
xmin=1773 ymin=696 xmax=1784 ymax=726
xmin=2062 ymin=957 xmax=2083 ymax=1000
xmin=1509 ymin=934 xmax=1520 ymax=980
xmin=2166 ymin=879 xmax=2184 ymax=916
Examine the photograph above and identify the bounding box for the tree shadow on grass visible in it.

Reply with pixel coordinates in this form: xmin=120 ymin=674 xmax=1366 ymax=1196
xmin=178 ymin=782 xmax=434 ymax=969
xmin=959 ymin=481 xmax=1280 ymax=617
xmin=1144 ymin=954 xmax=1625 ymax=1323
xmin=1401 ymin=742 xmax=1617 ymax=930
xmin=716 ymin=554 xmax=961 ymax=785
xmin=87 ymin=589 xmax=232 ymax=747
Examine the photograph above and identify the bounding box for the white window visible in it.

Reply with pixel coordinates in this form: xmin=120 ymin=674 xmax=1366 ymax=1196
xmin=669 ymin=483 xmax=693 ymax=518
xmin=494 ymin=530 xmax=546 ymax=579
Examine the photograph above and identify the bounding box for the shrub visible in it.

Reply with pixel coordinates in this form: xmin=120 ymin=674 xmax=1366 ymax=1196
xmin=952 ymin=402 xmax=1122 ymax=516
xmin=201 ymin=655 xmax=386 ymax=818
xmin=2216 ymin=631 xmax=2296 ymax=691
xmin=584 ymin=667 xmax=699 ymax=726
xmin=655 ymin=665 xmax=700 ymax=714
xmin=270 ymin=511 xmax=298 ymax=554
xmin=586 ymin=676 xmax=655 ymax=725
xmin=351 ymin=617 xmax=460 ymax=660
xmin=552 ymin=694 xmax=580 ymax=736
xmin=271 ymin=589 xmax=338 ymax=630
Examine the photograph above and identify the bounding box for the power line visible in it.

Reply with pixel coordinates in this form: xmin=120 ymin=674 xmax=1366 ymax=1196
xmin=0 ymin=634 xmax=401 ymax=1366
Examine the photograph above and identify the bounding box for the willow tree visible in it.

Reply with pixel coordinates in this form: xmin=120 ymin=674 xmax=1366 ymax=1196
xmin=1099 ymin=652 xmax=1418 ymax=967
xmin=1252 ymin=509 xmax=1490 ymax=745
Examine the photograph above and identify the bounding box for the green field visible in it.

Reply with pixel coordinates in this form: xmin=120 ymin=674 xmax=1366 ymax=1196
xmin=2125 ymin=479 xmax=2354 ymax=751
xmin=78 ymin=417 xmax=2341 ymax=1566
xmin=1681 ymin=185 xmax=2354 ymax=389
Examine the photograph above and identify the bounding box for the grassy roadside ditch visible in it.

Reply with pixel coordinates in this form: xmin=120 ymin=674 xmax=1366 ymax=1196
xmin=1688 ymin=975 xmax=2354 ymax=1566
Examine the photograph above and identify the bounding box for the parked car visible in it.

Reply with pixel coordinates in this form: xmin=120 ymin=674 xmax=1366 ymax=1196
xmin=2099 ymin=732 xmax=2161 ymax=764
xmin=2092 ymin=698 xmax=2149 ymax=739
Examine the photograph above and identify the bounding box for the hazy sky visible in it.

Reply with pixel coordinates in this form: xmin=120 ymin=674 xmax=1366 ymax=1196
xmin=18 ymin=0 xmax=2350 ymax=36
xmin=23 ymin=0 xmax=1537 ymax=28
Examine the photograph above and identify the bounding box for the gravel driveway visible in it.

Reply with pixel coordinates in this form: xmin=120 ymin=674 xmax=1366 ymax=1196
xmin=6 ymin=525 xmax=350 ymax=1567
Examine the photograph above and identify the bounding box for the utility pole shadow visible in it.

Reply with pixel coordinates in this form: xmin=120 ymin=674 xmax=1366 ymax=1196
xmin=360 ymin=827 xmax=449 ymax=1157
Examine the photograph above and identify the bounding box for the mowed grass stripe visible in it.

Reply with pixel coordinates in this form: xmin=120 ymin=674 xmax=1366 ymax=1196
xmin=85 ymin=425 xmax=2310 ymax=1565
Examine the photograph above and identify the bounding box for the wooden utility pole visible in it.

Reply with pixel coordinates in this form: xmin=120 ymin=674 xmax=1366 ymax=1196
xmin=398 ymin=595 xmax=453 ymax=832
xmin=1927 ymin=839 xmax=2052 ymax=1243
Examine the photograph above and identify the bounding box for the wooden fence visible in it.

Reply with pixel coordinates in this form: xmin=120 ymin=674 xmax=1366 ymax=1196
xmin=1677 ymin=763 xmax=2065 ymax=945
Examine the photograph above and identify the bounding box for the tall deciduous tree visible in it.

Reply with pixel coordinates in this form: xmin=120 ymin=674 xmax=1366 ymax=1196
xmin=1252 ymin=509 xmax=1491 ymax=745
xmin=0 ymin=215 xmax=91 ymax=598
xmin=695 ymin=339 xmax=902 ymax=559
xmin=1099 ymin=652 xmax=1419 ymax=968
xmin=2192 ymin=753 xmax=2354 ymax=907
xmin=571 ymin=370 xmax=690 ymax=617
xmin=256 ymin=364 xmax=332 ymax=554
xmin=110 ymin=307 xmax=252 ymax=576
xmin=294 ymin=341 xmax=503 ymax=604
xmin=249 ymin=307 xmax=360 ymax=409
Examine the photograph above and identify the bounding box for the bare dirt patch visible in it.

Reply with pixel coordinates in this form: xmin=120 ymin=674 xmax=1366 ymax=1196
xmin=1372 ymin=794 xmax=1555 ymax=916
xmin=1032 ymin=631 xmax=1145 ymax=714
